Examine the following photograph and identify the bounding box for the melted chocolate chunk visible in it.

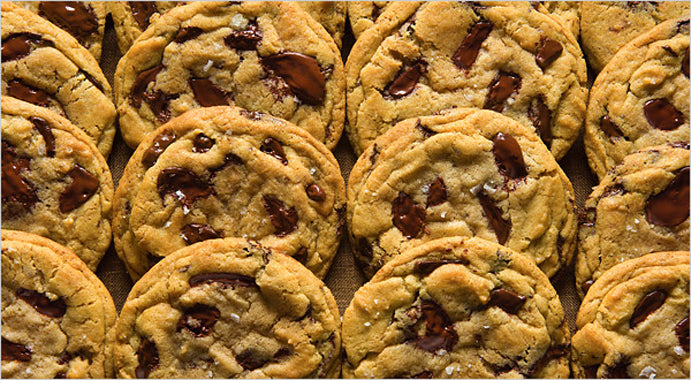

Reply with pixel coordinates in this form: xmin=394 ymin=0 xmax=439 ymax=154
xmin=675 ymin=316 xmax=689 ymax=351
xmin=486 ymin=288 xmax=526 ymax=315
xmin=6 ymin=79 xmax=53 ymax=107
xmin=645 ymin=167 xmax=689 ymax=227
xmin=602 ymin=183 xmax=626 ymax=198
xmin=30 ymin=116 xmax=55 ymax=157
xmin=16 ymin=287 xmax=66 ymax=318
xmin=385 ymin=61 xmax=425 ymax=98
xmin=392 ymin=191 xmax=426 ymax=239
xmin=224 ymin=21 xmax=262 ymax=50
xmin=629 ymin=290 xmax=666 ymax=328
xmin=38 ymin=2 xmax=98 ymax=43
xmin=528 ymin=97 xmax=552 ymax=147
xmin=477 ymin=189 xmax=511 ymax=244
xmin=535 ymin=37 xmax=563 ymax=69
xmin=1 ymin=33 xmax=53 ymax=61
xmin=189 ymin=272 xmax=257 ymax=288
xmin=129 ymin=1 xmax=158 ymax=30
xmin=144 ymin=90 xmax=177 ymax=124
xmin=604 ymin=359 xmax=629 ymax=379
xmin=415 ymin=300 xmax=458 ymax=352
xmin=426 ymin=177 xmax=447 ymax=208
xmin=59 ymin=165 xmax=99 ymax=213
xmin=181 ymin=223 xmax=221 ymax=245
xmin=452 ymin=21 xmax=492 ymax=70
xmin=2 ymin=141 xmax=38 ymax=218
xmin=135 ymin=338 xmax=159 ymax=378
xmin=260 ymin=137 xmax=288 ymax=165
xmin=484 ymin=71 xmax=521 ymax=112
xmin=157 ymin=167 xmax=214 ymax=210
xmin=174 ymin=27 xmax=203 ymax=43
xmin=306 ymin=183 xmax=325 ymax=202
xmin=189 ymin=78 xmax=229 ymax=107
xmin=142 ymin=130 xmax=177 ymax=167
xmin=600 ymin=115 xmax=624 ymax=139
xmin=414 ymin=259 xmax=470 ymax=276
xmin=236 ymin=350 xmax=268 ymax=371
xmin=192 ymin=133 xmax=215 ymax=153
xmin=129 ymin=65 xmax=163 ymax=108
xmin=1 ymin=337 xmax=32 ymax=362
xmin=683 ymin=48 xmax=689 ymax=78
xmin=492 ymin=133 xmax=527 ymax=179
xmin=643 ymin=99 xmax=684 ymax=130
xmin=581 ymin=280 xmax=594 ymax=294
xmin=262 ymin=52 xmax=325 ymax=105
xmin=263 ymin=195 xmax=298 ymax=237
xmin=239 ymin=109 xmax=264 ymax=121
xmin=177 ymin=304 xmax=220 ymax=337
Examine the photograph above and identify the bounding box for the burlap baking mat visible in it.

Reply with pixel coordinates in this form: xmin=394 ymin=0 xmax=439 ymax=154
xmin=96 ymin=14 xmax=595 ymax=334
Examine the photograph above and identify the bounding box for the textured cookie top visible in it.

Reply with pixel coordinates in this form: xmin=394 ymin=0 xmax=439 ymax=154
xmin=345 ymin=1 xmax=587 ymax=158
xmin=107 ymin=1 xmax=181 ymax=54
xmin=347 ymin=1 xmax=394 ymax=39
xmin=584 ymin=17 xmax=690 ymax=180
xmin=113 ymin=106 xmax=345 ymax=281
xmin=297 ymin=1 xmax=346 ymax=48
xmin=114 ymin=1 xmax=345 ymax=150
xmin=342 ymin=236 xmax=570 ymax=378
xmin=577 ymin=143 xmax=690 ymax=298
xmin=347 ymin=108 xmax=577 ymax=278
xmin=1 ymin=97 xmax=114 ymax=271
xmin=1 ymin=230 xmax=117 ymax=379
xmin=1 ymin=2 xmax=116 ymax=157
xmin=112 ymin=238 xmax=341 ymax=378
xmin=571 ymin=251 xmax=690 ymax=379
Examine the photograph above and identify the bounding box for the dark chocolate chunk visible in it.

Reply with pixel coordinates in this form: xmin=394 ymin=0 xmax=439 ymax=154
xmin=414 ymin=259 xmax=470 ymax=276
xmin=486 ymin=288 xmax=526 ymax=315
xmin=6 ymin=79 xmax=53 ymax=107
xmin=306 ymin=183 xmax=326 ymax=202
xmin=535 ymin=37 xmax=563 ymax=69
xmin=484 ymin=71 xmax=521 ymax=112
xmin=581 ymin=280 xmax=594 ymax=294
xmin=16 ymin=287 xmax=66 ymax=318
xmin=236 ymin=350 xmax=268 ymax=371
xmin=643 ymin=99 xmax=684 ymax=130
xmin=181 ymin=223 xmax=221 ymax=245
xmin=157 ymin=167 xmax=214 ymax=210
xmin=142 ymin=130 xmax=177 ymax=167
xmin=263 ymin=195 xmax=298 ymax=237
xmin=602 ymin=182 xmax=626 ymax=198
xmin=645 ymin=167 xmax=689 ymax=227
xmin=30 ymin=116 xmax=55 ymax=157
xmin=604 ymin=359 xmax=629 ymax=379
xmin=629 ymin=290 xmax=666 ymax=328
xmin=683 ymin=48 xmax=689 ymax=78
xmin=135 ymin=338 xmax=159 ymax=378
xmin=79 ymin=69 xmax=104 ymax=93
xmin=528 ymin=97 xmax=552 ymax=147
xmin=392 ymin=191 xmax=426 ymax=239
xmin=59 ymin=165 xmax=99 ymax=213
xmin=2 ymin=141 xmax=38 ymax=218
xmin=262 ymin=52 xmax=325 ymax=105
xmin=55 ymin=372 xmax=66 ymax=379
xmin=477 ymin=189 xmax=511 ymax=244
xmin=415 ymin=300 xmax=458 ymax=352
xmin=452 ymin=21 xmax=492 ymax=70
xmin=1 ymin=337 xmax=32 ymax=362
xmin=600 ymin=115 xmax=624 ymax=139
xmin=239 ymin=109 xmax=264 ymax=120
xmin=189 ymin=272 xmax=257 ymax=288
xmin=189 ymin=78 xmax=229 ymax=107
xmin=385 ymin=61 xmax=425 ymax=98
xmin=426 ymin=177 xmax=447 ymax=208
xmin=192 ymin=133 xmax=215 ymax=153
xmin=38 ymin=2 xmax=98 ymax=44
xmin=260 ymin=137 xmax=288 ymax=165
xmin=1 ymin=33 xmax=53 ymax=61
xmin=129 ymin=1 xmax=158 ymax=30
xmin=143 ymin=90 xmax=177 ymax=124
xmin=129 ymin=65 xmax=163 ymax=108
xmin=176 ymin=304 xmax=220 ymax=337
xmin=174 ymin=27 xmax=203 ymax=43
xmin=224 ymin=21 xmax=262 ymax=50
xmin=415 ymin=120 xmax=436 ymax=139
xmin=675 ymin=316 xmax=689 ymax=351
xmin=492 ymin=133 xmax=527 ymax=179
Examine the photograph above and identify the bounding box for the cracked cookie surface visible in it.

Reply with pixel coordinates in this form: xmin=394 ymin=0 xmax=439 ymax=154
xmin=347 ymin=108 xmax=576 ymax=279
xmin=1 ymin=230 xmax=117 ymax=379
xmin=107 ymin=1 xmax=181 ymax=54
xmin=342 ymin=236 xmax=570 ymax=378
xmin=112 ymin=237 xmax=341 ymax=378
xmin=297 ymin=1 xmax=346 ymax=48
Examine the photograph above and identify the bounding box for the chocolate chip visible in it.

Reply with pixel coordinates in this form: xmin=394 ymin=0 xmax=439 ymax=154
xmin=142 ymin=130 xmax=177 ymax=167
xmin=55 ymin=372 xmax=66 ymax=379
xmin=306 ymin=183 xmax=325 ymax=202
xmin=675 ymin=316 xmax=689 ymax=351
xmin=143 ymin=90 xmax=177 ymax=124
xmin=415 ymin=120 xmax=436 ymax=139
xmin=157 ymin=167 xmax=214 ymax=211
xmin=129 ymin=1 xmax=158 ymax=30
xmin=528 ymin=97 xmax=552 ymax=147
xmin=452 ymin=21 xmax=492 ymax=70
xmin=263 ymin=195 xmax=298 ymax=237
xmin=192 ymin=133 xmax=215 ymax=153
xmin=392 ymin=191 xmax=426 ymax=239
xmin=385 ymin=60 xmax=425 ymax=98
xmin=16 ymin=287 xmax=66 ymax=318
xmin=38 ymin=2 xmax=98 ymax=44
xmin=535 ymin=37 xmax=563 ymax=69
xmin=260 ymin=137 xmax=288 ymax=165
xmin=236 ymin=350 xmax=268 ymax=371
xmin=1 ymin=337 xmax=32 ymax=362
xmin=1 ymin=33 xmax=53 ymax=61
xmin=426 ymin=177 xmax=447 ymax=208
xmin=370 ymin=143 xmax=380 ymax=165
xmin=59 ymin=165 xmax=99 ymax=213
xmin=486 ymin=288 xmax=526 ymax=315
xmin=643 ymin=99 xmax=684 ymax=130
xmin=484 ymin=71 xmax=521 ymax=112
xmin=2 ymin=140 xmax=38 ymax=218
xmin=602 ymin=183 xmax=626 ymax=198
xmin=645 ymin=167 xmax=689 ymax=227
xmin=477 ymin=189 xmax=511 ymax=244
xmin=630 ymin=290 xmax=666 ymax=328
xmin=668 ymin=141 xmax=690 ymax=150
xmin=414 ymin=259 xmax=470 ymax=276
xmin=600 ymin=115 xmax=624 ymax=139
xmin=261 ymin=52 xmax=326 ymax=105
xmin=239 ymin=109 xmax=264 ymax=120
xmin=129 ymin=65 xmax=163 ymax=108
xmin=176 ymin=304 xmax=220 ymax=337
xmin=224 ymin=21 xmax=262 ymax=50
xmin=6 ymin=79 xmax=53 ymax=107
xmin=181 ymin=223 xmax=221 ymax=245
xmin=492 ymin=133 xmax=527 ymax=179
xmin=683 ymin=49 xmax=689 ymax=78
xmin=604 ymin=359 xmax=629 ymax=379
xmin=189 ymin=78 xmax=229 ymax=107
xmin=174 ymin=27 xmax=203 ymax=43
xmin=415 ymin=300 xmax=458 ymax=352
xmin=30 ymin=117 xmax=55 ymax=157
xmin=135 ymin=338 xmax=159 ymax=378
xmin=189 ymin=272 xmax=257 ymax=288
xmin=581 ymin=280 xmax=594 ymax=294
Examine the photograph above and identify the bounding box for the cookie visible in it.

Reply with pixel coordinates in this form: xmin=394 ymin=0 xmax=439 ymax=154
xmin=13 ymin=1 xmax=107 ymax=62
xmin=113 ymin=1 xmax=345 ymax=150
xmin=1 ymin=96 xmax=114 ymax=271
xmin=342 ymin=236 xmax=570 ymax=378
xmin=345 ymin=1 xmax=588 ymax=159
xmin=107 ymin=1 xmax=181 ymax=54
xmin=539 ymin=1 xmax=581 ymax=39
xmin=577 ymin=143 xmax=690 ymax=298
xmin=113 ymin=106 xmax=345 ymax=281
xmin=571 ymin=251 xmax=690 ymax=379
xmin=1 ymin=229 xmax=117 ymax=379
xmin=584 ymin=17 xmax=690 ymax=180
xmin=112 ymin=237 xmax=341 ymax=378
xmin=297 ymin=1 xmax=346 ymax=48
xmin=347 ymin=108 xmax=577 ymax=279
xmin=1 ymin=1 xmax=116 ymax=158
xmin=347 ymin=1 xmax=394 ymax=39
xmin=581 ymin=1 xmax=689 ymax=72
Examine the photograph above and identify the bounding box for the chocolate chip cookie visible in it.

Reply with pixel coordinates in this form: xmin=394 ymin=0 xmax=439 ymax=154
xmin=1 ymin=1 xmax=117 ymax=158
xmin=1 ymin=229 xmax=117 ymax=379
xmin=1 ymin=96 xmax=114 ymax=271
xmin=112 ymin=237 xmax=341 ymax=378
xmin=571 ymin=251 xmax=690 ymax=379
xmin=297 ymin=1 xmax=346 ymax=48
xmin=584 ymin=17 xmax=690 ymax=180
xmin=347 ymin=1 xmax=393 ymax=39
xmin=540 ymin=1 xmax=581 ymax=39
xmin=342 ymin=236 xmax=570 ymax=378
xmin=113 ymin=106 xmax=345 ymax=281
xmin=577 ymin=143 xmax=690 ymax=298
xmin=347 ymin=108 xmax=577 ymax=279
xmin=107 ymin=1 xmax=181 ymax=54
xmin=345 ymin=1 xmax=588 ymax=158
xmin=581 ymin=1 xmax=689 ymax=72
xmin=113 ymin=1 xmax=345 ymax=150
